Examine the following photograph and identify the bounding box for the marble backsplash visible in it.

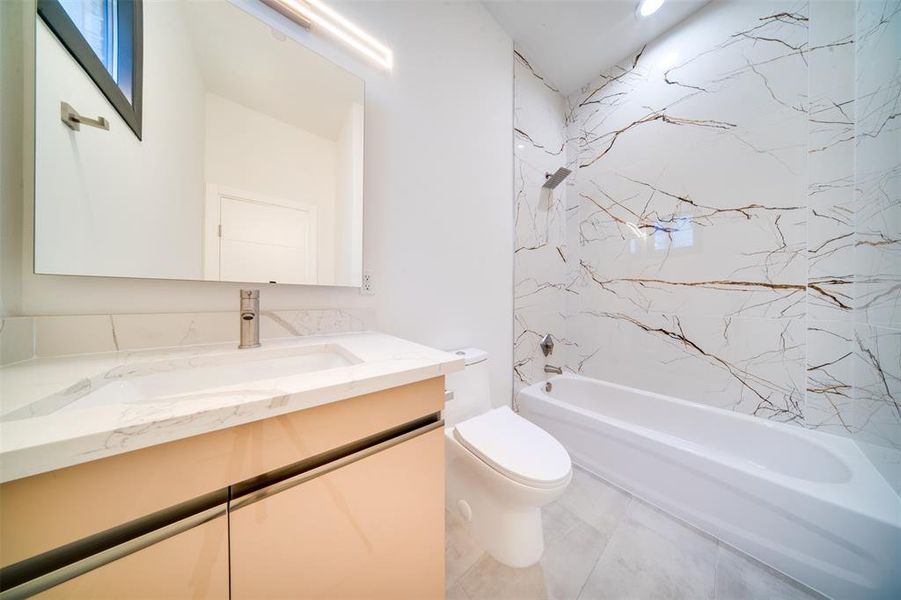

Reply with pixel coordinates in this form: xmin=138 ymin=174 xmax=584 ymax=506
xmin=513 ymin=0 xmax=899 ymax=487
xmin=0 ymin=308 xmax=376 ymax=363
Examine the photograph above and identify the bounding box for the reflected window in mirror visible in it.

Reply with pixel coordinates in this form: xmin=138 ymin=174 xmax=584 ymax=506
xmin=38 ymin=0 xmax=143 ymax=137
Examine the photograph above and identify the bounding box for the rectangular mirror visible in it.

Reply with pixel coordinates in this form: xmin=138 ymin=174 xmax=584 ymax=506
xmin=34 ymin=0 xmax=364 ymax=286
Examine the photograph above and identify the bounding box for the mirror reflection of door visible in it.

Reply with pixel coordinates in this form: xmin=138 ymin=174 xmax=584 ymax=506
xmin=204 ymin=186 xmax=317 ymax=285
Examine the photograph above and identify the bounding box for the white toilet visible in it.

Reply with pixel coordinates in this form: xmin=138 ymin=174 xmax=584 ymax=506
xmin=444 ymin=348 xmax=572 ymax=568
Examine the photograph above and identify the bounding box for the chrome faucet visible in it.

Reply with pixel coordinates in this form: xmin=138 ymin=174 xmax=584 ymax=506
xmin=544 ymin=364 xmax=563 ymax=375
xmin=239 ymin=289 xmax=260 ymax=349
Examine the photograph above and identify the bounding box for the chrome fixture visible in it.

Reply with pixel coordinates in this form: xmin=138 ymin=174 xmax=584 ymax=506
xmin=60 ymin=102 xmax=109 ymax=132
xmin=542 ymin=167 xmax=572 ymax=190
xmin=260 ymin=0 xmax=393 ymax=70
xmin=260 ymin=0 xmax=311 ymax=28
xmin=540 ymin=333 xmax=555 ymax=357
xmin=545 ymin=381 xmax=553 ymax=393
xmin=239 ymin=289 xmax=261 ymax=349
xmin=544 ymin=364 xmax=563 ymax=375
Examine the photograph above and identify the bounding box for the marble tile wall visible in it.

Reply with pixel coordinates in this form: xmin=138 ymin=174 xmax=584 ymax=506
xmin=566 ymin=0 xmax=811 ymax=422
xmin=1 ymin=308 xmax=375 ymax=360
xmin=0 ymin=317 xmax=34 ymax=365
xmin=850 ymin=0 xmax=901 ymax=487
xmin=513 ymin=0 xmax=900 ymax=487
xmin=513 ymin=48 xmax=577 ymax=393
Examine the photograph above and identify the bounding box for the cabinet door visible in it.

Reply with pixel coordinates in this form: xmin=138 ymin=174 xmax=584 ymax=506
xmin=35 ymin=515 xmax=229 ymax=599
xmin=230 ymin=428 xmax=445 ymax=600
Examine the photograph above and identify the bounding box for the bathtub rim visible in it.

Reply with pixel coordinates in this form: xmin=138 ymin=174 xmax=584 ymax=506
xmin=517 ymin=373 xmax=901 ymax=528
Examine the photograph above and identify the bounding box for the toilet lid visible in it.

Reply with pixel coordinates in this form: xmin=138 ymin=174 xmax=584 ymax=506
xmin=453 ymin=406 xmax=572 ymax=488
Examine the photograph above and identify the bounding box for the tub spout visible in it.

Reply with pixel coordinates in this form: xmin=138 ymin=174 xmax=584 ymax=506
xmin=544 ymin=364 xmax=563 ymax=375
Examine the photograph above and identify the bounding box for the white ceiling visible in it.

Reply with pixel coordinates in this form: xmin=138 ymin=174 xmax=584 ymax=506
xmin=180 ymin=1 xmax=363 ymax=141
xmin=482 ymin=0 xmax=711 ymax=96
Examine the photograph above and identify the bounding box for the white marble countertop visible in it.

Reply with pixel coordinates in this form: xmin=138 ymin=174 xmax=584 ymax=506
xmin=0 ymin=332 xmax=464 ymax=484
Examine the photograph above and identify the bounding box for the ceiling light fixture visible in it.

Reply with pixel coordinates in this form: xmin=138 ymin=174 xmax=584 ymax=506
xmin=262 ymin=0 xmax=393 ymax=70
xmin=637 ymin=0 xmax=665 ymax=18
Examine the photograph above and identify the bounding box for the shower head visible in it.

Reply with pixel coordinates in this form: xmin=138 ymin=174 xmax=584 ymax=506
xmin=542 ymin=167 xmax=572 ymax=190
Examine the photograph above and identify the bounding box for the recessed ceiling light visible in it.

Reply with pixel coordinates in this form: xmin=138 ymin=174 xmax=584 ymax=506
xmin=637 ymin=0 xmax=665 ymax=18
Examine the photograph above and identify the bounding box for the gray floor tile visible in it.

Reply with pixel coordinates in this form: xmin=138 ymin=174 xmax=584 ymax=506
xmin=446 ymin=509 xmax=486 ymax=588
xmin=541 ymin=517 xmax=612 ymax=599
xmin=459 ymin=554 xmax=549 ymax=600
xmin=446 ymin=582 xmax=473 ymax=600
xmin=543 ymin=500 xmax=583 ymax=546
xmin=447 ymin=467 xmax=818 ymax=600
xmin=714 ymin=544 xmax=825 ymax=600
xmin=577 ymin=500 xmax=718 ymax=600
xmin=557 ymin=467 xmax=632 ymax=537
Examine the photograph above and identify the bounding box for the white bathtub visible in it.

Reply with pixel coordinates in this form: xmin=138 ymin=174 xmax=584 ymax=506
xmin=518 ymin=374 xmax=901 ymax=600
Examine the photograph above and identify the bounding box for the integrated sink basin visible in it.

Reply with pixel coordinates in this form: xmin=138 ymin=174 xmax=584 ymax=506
xmin=2 ymin=344 xmax=361 ymax=422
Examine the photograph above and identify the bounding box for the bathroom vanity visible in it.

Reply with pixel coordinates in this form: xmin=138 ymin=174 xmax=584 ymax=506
xmin=3 ymin=0 xmax=463 ymax=594
xmin=0 ymin=332 xmax=462 ymax=598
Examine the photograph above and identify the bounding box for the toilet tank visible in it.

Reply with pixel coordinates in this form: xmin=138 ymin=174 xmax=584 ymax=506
xmin=444 ymin=348 xmax=492 ymax=427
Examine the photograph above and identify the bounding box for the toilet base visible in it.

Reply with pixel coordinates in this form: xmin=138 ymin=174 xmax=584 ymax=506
xmin=466 ymin=502 xmax=545 ymax=568
xmin=446 ymin=429 xmax=570 ymax=568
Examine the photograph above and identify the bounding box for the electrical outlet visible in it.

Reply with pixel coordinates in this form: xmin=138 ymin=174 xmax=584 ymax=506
xmin=361 ymin=271 xmax=374 ymax=295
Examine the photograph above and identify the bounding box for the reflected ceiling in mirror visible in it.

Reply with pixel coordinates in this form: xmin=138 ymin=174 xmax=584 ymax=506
xmin=35 ymin=0 xmax=364 ymax=286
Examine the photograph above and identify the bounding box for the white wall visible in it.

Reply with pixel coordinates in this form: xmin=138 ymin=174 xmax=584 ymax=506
xmin=204 ymin=92 xmax=337 ymax=283
xmin=3 ymin=0 xmax=514 ymax=404
xmin=0 ymin=0 xmax=25 ymax=316
xmin=34 ymin=3 xmax=206 ymax=280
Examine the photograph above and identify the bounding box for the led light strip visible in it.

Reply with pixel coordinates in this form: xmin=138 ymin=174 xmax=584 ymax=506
xmin=264 ymin=0 xmax=393 ymax=70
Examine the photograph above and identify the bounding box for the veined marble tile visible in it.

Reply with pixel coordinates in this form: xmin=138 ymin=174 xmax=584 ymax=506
xmin=805 ymin=320 xmax=900 ymax=452
xmin=35 ymin=315 xmax=118 ymax=357
xmin=558 ymin=1 xmax=812 ymax=422
xmin=0 ymin=317 xmax=34 ymax=366
xmin=808 ymin=0 xmax=856 ymax=322
xmin=855 ymin=165 xmax=901 ymax=328
xmin=262 ymin=308 xmax=375 ymax=339
xmin=805 ymin=320 xmax=857 ymax=436
xmin=570 ymin=311 xmax=806 ymax=423
xmin=111 ymin=312 xmax=235 ymax=350
xmin=32 ymin=309 xmax=376 ymax=357
xmin=513 ymin=307 xmax=572 ymax=391
xmin=514 ymin=46 xmax=572 ymax=391
xmin=511 ymin=0 xmax=899 ymax=453
xmin=852 ymin=323 xmax=901 ymax=450
xmin=568 ymin=0 xmax=809 ymax=314
xmin=855 ymin=0 xmax=901 ymax=329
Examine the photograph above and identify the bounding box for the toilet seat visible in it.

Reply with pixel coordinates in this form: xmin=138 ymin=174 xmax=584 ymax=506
xmin=453 ymin=406 xmax=571 ymax=489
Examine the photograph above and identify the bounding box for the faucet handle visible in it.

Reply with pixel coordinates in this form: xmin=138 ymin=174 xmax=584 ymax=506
xmin=540 ymin=333 xmax=554 ymax=357
xmin=240 ymin=289 xmax=259 ymax=299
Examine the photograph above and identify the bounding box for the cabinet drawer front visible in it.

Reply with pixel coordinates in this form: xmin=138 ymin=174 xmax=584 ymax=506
xmin=230 ymin=427 xmax=445 ymax=599
xmin=33 ymin=516 xmax=229 ymax=600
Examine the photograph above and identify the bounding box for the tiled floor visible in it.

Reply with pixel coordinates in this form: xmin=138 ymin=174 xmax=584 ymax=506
xmin=446 ymin=467 xmax=824 ymax=600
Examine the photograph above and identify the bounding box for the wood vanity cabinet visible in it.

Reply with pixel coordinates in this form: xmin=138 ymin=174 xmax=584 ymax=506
xmin=0 ymin=377 xmax=446 ymax=599
xmin=33 ymin=516 xmax=229 ymax=600
xmin=230 ymin=427 xmax=445 ymax=599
